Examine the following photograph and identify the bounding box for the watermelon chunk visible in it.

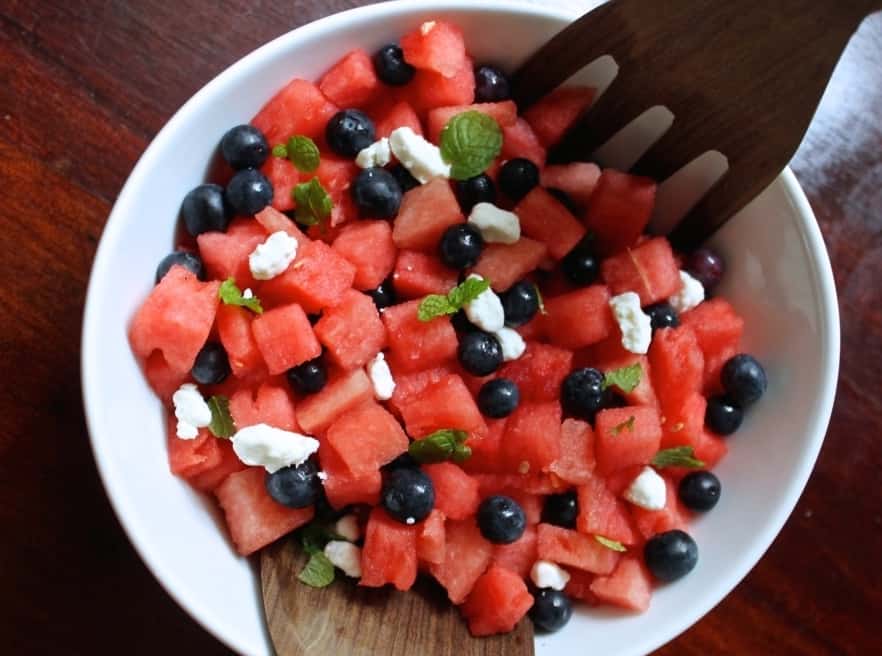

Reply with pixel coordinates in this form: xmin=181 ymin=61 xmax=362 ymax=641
xmin=565 ymin=568 xmax=600 ymax=604
xmin=229 ymin=382 xmax=299 ymax=431
xmin=400 ymin=20 xmax=467 ymax=78
xmin=584 ymin=170 xmax=657 ymax=256
xmin=144 ymin=351 xmax=188 ymax=402
xmin=401 ymin=374 xmax=487 ymax=438
xmin=632 ymin=478 xmax=686 ymax=539
xmin=393 ymin=250 xmax=459 ymax=299
xmin=381 ymin=300 xmax=458 ymax=373
xmin=694 ymin=429 xmax=729 ymax=468
xmin=251 ymin=303 xmax=321 ymax=375
xmin=167 ymin=422 xmax=222 ymax=479
xmin=491 ymin=525 xmax=538 ymax=579
xmin=680 ymin=298 xmax=745 ymax=391
xmin=261 ymin=156 xmax=299 ymax=211
xmin=514 ymin=187 xmax=587 ymax=260
xmin=387 ymin=363 xmax=454 ymax=417
xmin=460 ymin=418 xmax=508 ymax=474
xmin=319 ymin=48 xmax=379 ymax=107
xmin=423 ymin=463 xmax=481 ymax=520
xmin=461 ymin=566 xmax=534 ymax=637
xmin=523 ymin=86 xmax=595 ymax=147
xmin=589 ymin=556 xmax=652 ymax=612
xmin=426 ymin=101 xmax=518 ymax=143
xmin=660 ymin=392 xmax=706 ymax=450
xmin=501 ymin=118 xmax=547 ymax=167
xmin=314 ymin=290 xmax=386 ymax=370
xmin=649 ymin=326 xmax=705 ymax=418
xmin=255 ymin=207 xmax=311 ymax=246
xmin=536 ymin=523 xmax=620 ymax=575
xmin=374 ymin=100 xmax=423 ymax=139
xmin=501 ymin=401 xmax=562 ymax=473
xmin=429 ymin=519 xmax=494 ymax=604
xmin=416 ymin=509 xmax=447 ymax=565
xmin=325 ymin=401 xmax=408 ymax=476
xmin=469 ymin=237 xmax=549 ymax=293
xmin=360 ymin=507 xmax=418 ymax=591
xmin=215 ymin=467 xmax=315 ymax=556
xmin=601 ymin=237 xmax=681 ymax=305
xmin=251 ymin=78 xmax=338 ymax=146
xmin=196 ymin=218 xmax=266 ymax=290
xmin=216 ymin=305 xmax=265 ymax=379
xmin=331 ymin=221 xmax=396 ymax=291
xmin=542 ymin=285 xmax=614 ymax=349
xmin=315 ymin=156 xmax=360 ymax=227
xmin=408 ymin=57 xmax=476 ymax=113
xmin=320 ymin=440 xmax=382 ymax=508
xmin=392 ymin=179 xmax=464 ymax=252
xmin=297 ymin=368 xmax=373 ymax=434
xmin=549 ymin=418 xmax=595 ymax=485
xmin=576 ymin=474 xmax=638 ymax=545
xmin=129 ymin=266 xmax=220 ymax=374
xmin=594 ymin=406 xmax=663 ymax=476
xmin=189 ymin=439 xmax=248 ymax=492
xmin=541 ymin=162 xmax=602 ymax=208
xmin=497 ymin=342 xmax=573 ymax=402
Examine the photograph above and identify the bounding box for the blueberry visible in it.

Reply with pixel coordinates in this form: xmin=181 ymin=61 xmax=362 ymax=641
xmin=220 ymin=124 xmax=269 ymax=170
xmin=498 ymin=158 xmax=540 ymax=202
xmin=265 ymin=460 xmax=321 ymax=508
xmin=561 ymin=368 xmax=605 ymax=420
xmin=685 ymin=248 xmax=725 ymax=291
xmin=451 ymin=310 xmax=480 ymax=334
xmin=366 ymin=279 xmax=396 ymax=310
xmin=529 ymin=589 xmax=573 ymax=633
xmin=477 ymin=378 xmax=520 ymax=418
xmin=439 ymin=224 xmax=484 ymax=269
xmin=191 ymin=342 xmax=231 ymax=385
xmin=474 ymin=65 xmax=512 ymax=103
xmin=678 ymin=471 xmax=721 ymax=512
xmin=372 ymin=44 xmax=416 ymax=86
xmin=286 ymin=357 xmax=327 ymax=395
xmin=383 ymin=452 xmax=419 ymax=472
xmin=541 ymin=491 xmax=578 ymax=529
xmin=454 ymin=174 xmax=497 ymax=212
xmin=477 ymin=495 xmax=526 ymax=544
xmin=644 ymin=530 xmax=699 ymax=582
xmin=645 ymin=302 xmax=680 ymax=332
xmin=458 ymin=331 xmax=503 ymax=376
xmin=501 ymin=280 xmax=539 ymax=327
xmin=351 ymin=167 xmax=403 ymax=218
xmin=181 ymin=184 xmax=232 ymax=236
xmin=326 ymin=109 xmax=376 ymax=158
xmin=225 ymin=169 xmax=273 ymax=215
xmin=382 ymin=468 xmax=435 ymax=524
xmin=155 ymin=250 xmax=205 ymax=284
xmin=721 ymin=354 xmax=767 ymax=405
xmin=390 ymin=163 xmax=420 ymax=193
xmin=561 ymin=246 xmax=600 ymax=286
xmin=705 ymin=395 xmax=743 ymax=435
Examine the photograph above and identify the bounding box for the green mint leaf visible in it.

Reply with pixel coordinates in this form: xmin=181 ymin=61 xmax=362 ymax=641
xmin=448 ymin=276 xmax=490 ymax=307
xmin=610 ymin=415 xmax=635 ymax=436
xmin=292 ymin=177 xmax=333 ymax=227
xmin=418 ymin=294 xmax=456 ymax=322
xmin=451 ymin=443 xmax=472 ymax=463
xmin=651 ymin=446 xmax=705 ymax=469
xmin=218 ymin=277 xmax=263 ymax=313
xmin=602 ymin=363 xmax=642 ymax=394
xmin=272 ymin=144 xmax=288 ymax=158
xmin=409 ymin=429 xmax=470 ymax=464
xmin=207 ymin=395 xmax=236 ymax=438
xmin=440 ymin=111 xmax=503 ymax=180
xmin=286 ymin=135 xmax=320 ymax=173
xmin=595 ymin=535 xmax=627 ymax=552
xmin=298 ymin=551 xmax=336 ymax=588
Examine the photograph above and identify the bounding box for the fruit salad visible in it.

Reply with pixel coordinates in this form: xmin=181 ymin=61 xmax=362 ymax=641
xmin=128 ymin=18 xmax=768 ymax=637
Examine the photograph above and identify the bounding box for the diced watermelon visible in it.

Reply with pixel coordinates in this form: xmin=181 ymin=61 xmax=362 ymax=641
xmin=588 ymin=348 xmax=658 ymax=408
xmin=694 ymin=429 xmax=729 ymax=468
xmin=429 ymin=519 xmax=494 ymax=604
xmin=167 ymin=422 xmax=223 ymax=479
xmin=314 ymin=290 xmax=386 ymax=370
xmin=229 ymin=382 xmax=299 ymax=431
xmin=331 ymin=221 xmax=396 ymax=291
xmin=381 ymin=300 xmax=458 ymax=373
xmin=392 ymin=178 xmax=463 ymax=252
xmin=589 ymin=556 xmax=652 ymax=612
xmin=565 ymin=568 xmax=600 ymax=604
xmin=255 ymin=207 xmax=311 ymax=246
xmin=417 ymin=509 xmax=447 ymax=565
xmin=515 ymin=315 xmax=545 ymax=342
xmin=251 ymin=303 xmax=321 ymax=375
xmin=423 ymin=463 xmax=481 ymax=520
xmin=216 ymin=305 xmax=265 ymax=379
xmin=680 ymin=298 xmax=745 ymax=391
xmin=297 ymin=368 xmax=373 ymax=435
xmin=584 ymin=170 xmax=657 ymax=256
xmin=426 ymin=101 xmax=518 ymax=143
xmin=661 ymin=392 xmax=706 ymax=450
xmin=387 ymin=363 xmax=454 ymax=417
xmin=632 ymin=478 xmax=686 ymax=539
xmin=374 ymin=100 xmax=424 ymax=139
xmin=523 ymin=86 xmax=595 ymax=147
xmin=649 ymin=326 xmax=705 ymax=418
xmin=594 ymin=406 xmax=663 ymax=476
xmin=576 ymin=474 xmax=638 ymax=545
xmin=549 ymin=418 xmax=595 ymax=485
xmin=252 ymin=78 xmax=338 ymax=146
xmin=542 ymin=285 xmax=614 ymax=349
xmin=541 ymin=162 xmax=602 ymax=208
xmin=315 ymin=156 xmax=360 ymax=227
xmin=360 ymin=507 xmax=419 ymax=591
xmin=402 ymin=374 xmax=487 ymax=438
xmin=393 ymin=250 xmax=458 ymax=299
xmin=461 ymin=566 xmax=534 ymax=637
xmin=501 ymin=401 xmax=561 ymax=473
xmin=400 ymin=20 xmax=467 ymax=78
xmin=320 ymin=440 xmax=382 ymax=508
xmin=260 ymin=156 xmax=299 ymax=211
xmin=501 ymin=118 xmax=547 ymax=167
xmin=469 ymin=237 xmax=548 ymax=293
xmin=605 ymin=464 xmax=645 ymax=496
xmin=196 ymin=218 xmax=266 ymax=289
xmin=408 ymin=57 xmax=476 ymax=113
xmin=536 ymin=523 xmax=619 ymax=575
xmin=325 ymin=401 xmax=408 ymax=476
xmin=514 ymin=187 xmax=587 ymax=260
xmin=189 ymin=439 xmax=248 ymax=492
xmin=601 ymin=237 xmax=680 ymax=305
xmin=497 ymin=342 xmax=573 ymax=402
xmin=460 ymin=418 xmax=507 ymax=474
xmin=215 ymin=467 xmax=314 ymax=556
xmin=129 ymin=266 xmax=220 ymax=374
xmin=318 ymin=48 xmax=379 ymax=107
xmin=491 ymin=525 xmax=538 ymax=579
xmin=145 ymin=351 xmax=188 ymax=402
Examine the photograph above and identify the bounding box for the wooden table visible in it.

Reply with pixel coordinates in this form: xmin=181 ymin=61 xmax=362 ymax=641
xmin=1 ymin=1 xmax=880 ymax=653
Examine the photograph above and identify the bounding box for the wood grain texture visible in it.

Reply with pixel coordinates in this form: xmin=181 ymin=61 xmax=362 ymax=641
xmin=0 ymin=1 xmax=880 ymax=655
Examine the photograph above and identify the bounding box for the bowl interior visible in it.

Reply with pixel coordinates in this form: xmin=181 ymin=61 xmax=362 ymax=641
xmin=82 ymin=2 xmax=839 ymax=655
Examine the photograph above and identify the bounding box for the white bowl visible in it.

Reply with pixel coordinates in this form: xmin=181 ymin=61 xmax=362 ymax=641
xmin=81 ymin=1 xmax=840 ymax=654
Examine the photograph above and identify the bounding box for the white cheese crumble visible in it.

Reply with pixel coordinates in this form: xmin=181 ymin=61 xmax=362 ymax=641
xmin=463 ymin=274 xmax=505 ymax=332
xmin=494 ymin=327 xmax=526 ymax=361
xmin=231 ymin=423 xmax=319 ymax=474
xmin=248 ymin=230 xmax=298 ymax=281
xmin=624 ymin=466 xmax=667 ymax=510
xmin=317 ymin=471 xmax=328 ymax=481
xmin=609 ymin=291 xmax=653 ymax=354
xmin=467 ymin=203 xmax=521 ymax=244
xmin=366 ymin=352 xmax=396 ymax=401
xmin=420 ymin=20 xmax=436 ymax=36
xmin=668 ymin=270 xmax=705 ymax=314
xmin=172 ymin=383 xmax=212 ymax=440
xmin=530 ymin=560 xmax=571 ymax=591
xmin=324 ymin=540 xmax=362 ymax=578
xmin=355 ymin=137 xmax=392 ymax=169
xmin=388 ymin=127 xmax=451 ymax=184
xmin=334 ymin=514 xmax=361 ymax=542
xmin=242 ymin=288 xmax=254 ymax=299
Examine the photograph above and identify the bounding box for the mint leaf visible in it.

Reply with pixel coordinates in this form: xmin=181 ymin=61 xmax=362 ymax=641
xmin=218 ymin=277 xmax=263 ymax=313
xmin=272 ymin=144 xmax=288 ymax=158
xmin=440 ymin=111 xmax=503 ymax=180
xmin=207 ymin=395 xmax=236 ymax=438
xmin=418 ymin=277 xmax=491 ymax=322
xmin=292 ymin=177 xmax=333 ymax=227
xmin=603 ymin=363 xmax=642 ymax=394
xmin=651 ymin=446 xmax=705 ymax=469
xmin=417 ymin=294 xmax=455 ymax=321
xmin=298 ymin=551 xmax=335 ymax=588
xmin=595 ymin=535 xmax=627 ymax=552
xmin=409 ymin=429 xmax=470 ymax=464
xmin=286 ymin=135 xmax=320 ymax=173
xmin=610 ymin=415 xmax=635 ymax=436
xmin=534 ymin=284 xmax=547 ymax=315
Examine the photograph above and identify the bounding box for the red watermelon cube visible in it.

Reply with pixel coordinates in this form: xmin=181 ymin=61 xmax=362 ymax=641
xmin=536 ymin=523 xmax=620 ymax=575
xmin=320 ymin=440 xmax=382 ymax=508
xmin=216 ymin=305 xmax=265 ymax=379
xmin=584 ymin=170 xmax=657 ymax=256
xmin=229 ymin=382 xmax=299 ymax=432
xmin=331 ymin=221 xmax=397 ymax=291
xmin=514 ymin=187 xmax=587 ymax=260
xmin=408 ymin=57 xmax=476 ymax=113
xmin=360 ymin=507 xmax=419 ymax=591
xmin=565 ymin=568 xmax=600 ymax=604
xmin=460 ymin=418 xmax=508 ymax=474
xmin=167 ymin=422 xmax=222 ymax=479
xmin=381 ymin=300 xmax=458 ymax=373
xmin=497 ymin=342 xmax=573 ymax=402
xmin=393 ymin=250 xmax=459 ymax=299
xmin=252 ymin=78 xmax=338 ymax=146
xmin=426 ymin=101 xmax=518 ymax=144
xmin=523 ymin=86 xmax=595 ymax=147
xmin=401 ymin=374 xmax=487 ymax=438
xmin=197 ymin=217 xmax=267 ymax=289
xmin=577 ymin=474 xmax=638 ymax=545
xmin=297 ymin=368 xmax=373 ymax=435
xmin=461 ymin=566 xmax=534 ymax=637
xmin=541 ymin=162 xmax=602 ymax=208
xmin=542 ymin=285 xmax=614 ymax=349
xmin=501 ymin=118 xmax=547 ymax=167
xmin=423 ymin=463 xmax=481 ymax=520
xmin=491 ymin=525 xmax=538 ymax=579
xmin=314 ymin=290 xmax=386 ymax=370
xmin=549 ymin=418 xmax=595 ymax=485
xmin=501 ymin=401 xmax=562 ymax=473
xmin=400 ymin=20 xmax=467 ymax=78
xmin=469 ymin=237 xmax=549 ymax=293
xmin=594 ymin=406 xmax=662 ymax=476
xmin=429 ymin=519 xmax=494 ymax=604
xmin=681 ymin=298 xmax=745 ymax=390
xmin=374 ymin=100 xmax=423 ymax=139
xmin=649 ymin=326 xmax=705 ymax=417
xmin=601 ymin=237 xmax=680 ymax=305
xmin=261 ymin=156 xmax=299 ymax=211
xmin=319 ymin=48 xmax=379 ymax=107
xmin=392 ymin=179 xmax=464 ymax=252
xmin=661 ymin=392 xmax=706 ymax=450
xmin=694 ymin=429 xmax=729 ymax=468
xmin=251 ymin=303 xmax=321 ymax=375
xmin=417 ymin=509 xmax=447 ymax=565
xmin=387 ymin=363 xmax=454 ymax=417
xmin=189 ymin=439 xmax=248 ymax=492
xmin=325 ymin=401 xmax=408 ymax=476
xmin=589 ymin=556 xmax=652 ymax=612
xmin=144 ymin=351 xmax=188 ymax=402
xmin=632 ymin=477 xmax=686 ymax=539
xmin=255 ymin=207 xmax=311 ymax=246
xmin=315 ymin=156 xmax=360 ymax=227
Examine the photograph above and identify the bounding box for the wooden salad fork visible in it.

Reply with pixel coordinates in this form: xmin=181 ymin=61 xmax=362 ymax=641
xmin=512 ymin=0 xmax=882 ymax=249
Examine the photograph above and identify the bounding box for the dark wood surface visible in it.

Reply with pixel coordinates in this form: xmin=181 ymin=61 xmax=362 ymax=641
xmin=1 ymin=1 xmax=880 ymax=654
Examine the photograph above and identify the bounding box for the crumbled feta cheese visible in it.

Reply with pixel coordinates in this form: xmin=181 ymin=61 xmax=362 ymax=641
xmin=242 ymin=288 xmax=254 ymax=299
xmin=420 ymin=20 xmax=436 ymax=35
xmin=355 ymin=137 xmax=392 ymax=169
xmin=366 ymin=352 xmax=396 ymax=401
xmin=609 ymin=291 xmax=652 ymax=354
xmin=463 ymin=274 xmax=505 ymax=332
xmin=248 ymin=230 xmax=298 ymax=281
xmin=334 ymin=514 xmax=361 ymax=542
xmin=624 ymin=466 xmax=667 ymax=510
xmin=172 ymin=383 xmax=212 ymax=440
xmin=494 ymin=327 xmax=526 ymax=361
xmin=668 ymin=270 xmax=705 ymax=314
xmin=530 ymin=560 xmax=571 ymax=591
xmin=231 ymin=423 xmax=319 ymax=474
xmin=323 ymin=540 xmax=362 ymax=578
xmin=388 ymin=127 xmax=451 ymax=184
xmin=467 ymin=203 xmax=521 ymax=244
xmin=317 ymin=471 xmax=328 ymax=481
